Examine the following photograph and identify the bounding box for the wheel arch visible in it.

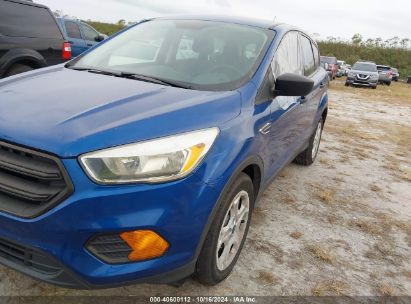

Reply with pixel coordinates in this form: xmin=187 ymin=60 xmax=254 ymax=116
xmin=0 ymin=49 xmax=47 ymax=77
xmin=193 ymin=156 xmax=264 ymax=261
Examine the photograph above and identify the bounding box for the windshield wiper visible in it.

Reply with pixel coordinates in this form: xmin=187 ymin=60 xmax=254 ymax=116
xmin=68 ymin=67 xmax=192 ymax=89
xmin=68 ymin=66 xmax=123 ymax=77
xmin=121 ymin=73 xmax=192 ymax=89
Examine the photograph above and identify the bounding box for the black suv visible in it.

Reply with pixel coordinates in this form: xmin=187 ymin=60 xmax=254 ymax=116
xmin=0 ymin=0 xmax=71 ymax=78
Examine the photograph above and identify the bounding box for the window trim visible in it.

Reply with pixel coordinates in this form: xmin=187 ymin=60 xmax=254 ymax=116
xmin=299 ymin=33 xmax=317 ymax=77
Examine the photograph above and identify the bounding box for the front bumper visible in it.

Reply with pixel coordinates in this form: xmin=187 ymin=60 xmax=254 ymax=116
xmin=346 ymin=76 xmax=378 ymax=87
xmin=0 ymin=158 xmax=221 ymax=288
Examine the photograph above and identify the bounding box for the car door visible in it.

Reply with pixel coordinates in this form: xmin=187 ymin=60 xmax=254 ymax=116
xmin=263 ymin=31 xmax=308 ymax=179
xmin=79 ymin=23 xmax=99 ymax=49
xmin=298 ymin=34 xmax=327 ymax=141
xmin=64 ymin=20 xmax=87 ymax=57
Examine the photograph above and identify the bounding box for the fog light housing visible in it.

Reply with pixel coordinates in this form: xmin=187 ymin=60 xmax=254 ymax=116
xmin=86 ymin=230 xmax=169 ymax=264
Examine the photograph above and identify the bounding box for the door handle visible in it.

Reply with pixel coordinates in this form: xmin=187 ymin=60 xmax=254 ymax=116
xmin=87 ymin=43 xmax=93 ymax=47
xmin=259 ymin=122 xmax=272 ymax=135
xmin=320 ymin=82 xmax=327 ymax=88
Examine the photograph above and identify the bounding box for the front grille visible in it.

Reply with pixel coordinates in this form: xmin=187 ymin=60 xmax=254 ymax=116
xmin=87 ymin=234 xmax=132 ymax=264
xmin=0 ymin=141 xmax=73 ymax=218
xmin=0 ymin=236 xmax=62 ymax=275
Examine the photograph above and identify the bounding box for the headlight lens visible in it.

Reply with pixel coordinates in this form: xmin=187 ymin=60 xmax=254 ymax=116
xmin=348 ymin=71 xmax=355 ymax=77
xmin=80 ymin=128 xmax=219 ymax=184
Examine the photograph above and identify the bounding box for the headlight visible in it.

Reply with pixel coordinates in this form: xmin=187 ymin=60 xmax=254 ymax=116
xmin=348 ymin=71 xmax=355 ymax=77
xmin=371 ymin=75 xmax=379 ymax=80
xmin=80 ymin=128 xmax=219 ymax=184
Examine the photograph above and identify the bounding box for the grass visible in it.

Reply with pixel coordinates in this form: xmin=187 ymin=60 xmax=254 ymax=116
xmin=314 ymin=189 xmax=335 ymax=204
xmin=281 ymin=194 xmax=296 ymax=205
xmin=307 ymin=244 xmax=335 ymax=264
xmin=290 ymin=231 xmax=303 ymax=239
xmin=248 ymin=239 xmax=284 ymax=263
xmin=365 ymin=242 xmax=405 ymax=266
xmin=378 ymin=283 xmax=394 ymax=296
xmin=350 ymin=219 xmax=386 ymax=236
xmin=403 ymin=271 xmax=411 ymax=279
xmin=312 ymin=280 xmax=347 ymax=296
xmin=370 ymin=184 xmax=382 ymax=192
xmin=329 ymin=79 xmax=411 ymax=106
xmin=256 ymin=270 xmax=279 ymax=286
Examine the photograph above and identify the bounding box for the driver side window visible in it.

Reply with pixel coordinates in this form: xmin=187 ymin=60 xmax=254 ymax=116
xmin=80 ymin=23 xmax=98 ymax=42
xmin=271 ymin=31 xmax=303 ymax=78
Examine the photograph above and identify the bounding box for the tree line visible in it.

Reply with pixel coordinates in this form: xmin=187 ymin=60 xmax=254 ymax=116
xmin=318 ymin=34 xmax=411 ymax=79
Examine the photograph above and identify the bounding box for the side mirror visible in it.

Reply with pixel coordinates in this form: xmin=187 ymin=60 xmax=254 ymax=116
xmin=273 ymin=73 xmax=314 ymax=97
xmin=95 ymin=34 xmax=105 ymax=42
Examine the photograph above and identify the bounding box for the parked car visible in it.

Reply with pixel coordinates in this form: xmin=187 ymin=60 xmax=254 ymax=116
xmin=321 ymin=61 xmax=332 ymax=81
xmin=0 ymin=16 xmax=328 ymax=288
xmin=346 ymin=61 xmax=379 ymax=89
xmin=391 ymin=68 xmax=399 ymax=82
xmin=337 ymin=60 xmax=348 ymax=77
xmin=0 ymin=0 xmax=71 ymax=78
xmin=376 ymin=65 xmax=393 ymax=85
xmin=336 ymin=69 xmax=344 ymax=77
xmin=320 ymin=56 xmax=338 ymax=80
xmin=56 ymin=18 xmax=107 ymax=57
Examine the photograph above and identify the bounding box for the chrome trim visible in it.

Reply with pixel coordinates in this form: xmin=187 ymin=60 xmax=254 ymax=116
xmin=259 ymin=123 xmax=272 ymax=135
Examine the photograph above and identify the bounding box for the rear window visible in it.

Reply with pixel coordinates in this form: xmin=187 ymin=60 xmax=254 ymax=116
xmin=353 ymin=63 xmax=377 ymax=72
xmin=0 ymin=0 xmax=63 ymax=39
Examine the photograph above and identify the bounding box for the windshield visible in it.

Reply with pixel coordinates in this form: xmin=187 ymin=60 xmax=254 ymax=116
xmin=352 ymin=63 xmax=377 ymax=72
xmin=69 ymin=20 xmax=274 ymax=91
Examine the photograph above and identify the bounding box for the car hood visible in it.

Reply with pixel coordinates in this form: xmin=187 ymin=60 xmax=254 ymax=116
xmin=350 ymin=69 xmax=378 ymax=76
xmin=0 ymin=66 xmax=241 ymax=157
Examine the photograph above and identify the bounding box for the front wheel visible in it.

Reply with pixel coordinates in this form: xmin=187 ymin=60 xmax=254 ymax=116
xmin=195 ymin=173 xmax=254 ymax=285
xmin=294 ymin=118 xmax=324 ymax=166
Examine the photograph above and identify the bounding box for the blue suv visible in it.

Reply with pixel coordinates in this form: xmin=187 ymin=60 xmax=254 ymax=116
xmin=0 ymin=16 xmax=328 ymax=288
xmin=56 ymin=18 xmax=106 ymax=57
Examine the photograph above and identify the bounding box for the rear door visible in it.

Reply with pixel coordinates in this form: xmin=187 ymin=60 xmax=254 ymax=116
xmin=63 ymin=20 xmax=87 ymax=57
xmin=79 ymin=23 xmax=99 ymax=49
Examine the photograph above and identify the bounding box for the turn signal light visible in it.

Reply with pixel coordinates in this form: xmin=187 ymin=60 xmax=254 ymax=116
xmin=120 ymin=230 xmax=169 ymax=262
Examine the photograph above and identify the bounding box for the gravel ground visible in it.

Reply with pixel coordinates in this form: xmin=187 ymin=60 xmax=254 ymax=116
xmin=0 ymin=80 xmax=410 ymax=297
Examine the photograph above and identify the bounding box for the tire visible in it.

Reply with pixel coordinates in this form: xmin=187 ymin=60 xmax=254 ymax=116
xmin=345 ymin=82 xmax=349 ymax=87
xmin=372 ymin=86 xmax=377 ymax=89
xmin=294 ymin=118 xmax=323 ymax=166
xmin=195 ymin=173 xmax=254 ymax=285
xmin=386 ymin=81 xmax=391 ymax=86
xmin=5 ymin=64 xmax=34 ymax=77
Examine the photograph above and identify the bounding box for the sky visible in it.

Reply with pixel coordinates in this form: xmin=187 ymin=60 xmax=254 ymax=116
xmin=37 ymin=0 xmax=411 ymax=41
